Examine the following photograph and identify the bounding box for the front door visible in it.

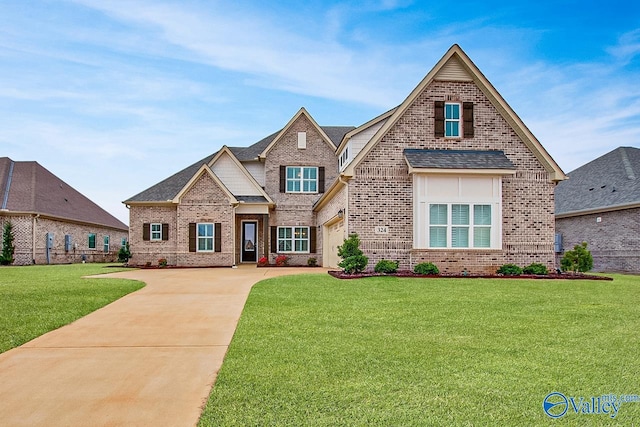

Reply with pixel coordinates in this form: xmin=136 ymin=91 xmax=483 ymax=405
xmin=241 ymin=221 xmax=258 ymax=262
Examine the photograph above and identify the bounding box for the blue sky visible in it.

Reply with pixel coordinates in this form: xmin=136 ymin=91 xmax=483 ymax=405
xmin=2 ymin=1 xmax=640 ymax=224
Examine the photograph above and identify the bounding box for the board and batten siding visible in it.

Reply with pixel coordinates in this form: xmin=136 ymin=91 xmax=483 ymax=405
xmin=338 ymin=119 xmax=388 ymax=172
xmin=433 ymin=56 xmax=473 ymax=82
xmin=243 ymin=161 xmax=266 ymax=187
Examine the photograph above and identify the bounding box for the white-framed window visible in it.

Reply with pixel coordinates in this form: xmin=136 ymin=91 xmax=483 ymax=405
xmin=428 ymin=204 xmax=492 ymax=248
xmin=150 ymin=223 xmax=162 ymax=241
xmin=286 ymin=167 xmax=318 ymax=193
xmin=88 ymin=233 xmax=96 ymax=249
xmin=278 ymin=226 xmax=309 ymax=253
xmin=197 ymin=223 xmax=214 ymax=252
xmin=103 ymin=235 xmax=110 ymax=253
xmin=339 ymin=147 xmax=349 ymax=169
xmin=445 ymin=103 xmax=461 ymax=137
xmin=121 ymin=237 xmax=127 ymax=246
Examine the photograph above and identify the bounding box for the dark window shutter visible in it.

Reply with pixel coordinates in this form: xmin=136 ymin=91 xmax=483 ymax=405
xmin=279 ymin=166 xmax=286 ymax=193
xmin=270 ymin=226 xmax=277 ymax=253
xmin=434 ymin=101 xmax=445 ymax=137
xmin=214 ymin=223 xmax=222 ymax=252
xmin=463 ymin=102 xmax=474 ymax=138
xmin=162 ymin=223 xmax=169 ymax=241
xmin=310 ymin=227 xmax=317 ymax=254
xmin=318 ymin=167 xmax=325 ymax=193
xmin=143 ymin=223 xmax=150 ymax=241
xmin=189 ymin=223 xmax=196 ymax=252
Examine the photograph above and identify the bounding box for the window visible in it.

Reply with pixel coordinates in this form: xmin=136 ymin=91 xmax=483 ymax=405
xmin=428 ymin=203 xmax=491 ymax=248
xmin=197 ymin=223 xmax=214 ymax=252
xmin=103 ymin=235 xmax=110 ymax=253
xmin=445 ymin=103 xmax=460 ymax=137
xmin=88 ymin=233 xmax=96 ymax=249
xmin=121 ymin=237 xmax=127 ymax=247
xmin=150 ymin=223 xmax=162 ymax=241
xmin=286 ymin=167 xmax=317 ymax=193
xmin=278 ymin=226 xmax=309 ymax=253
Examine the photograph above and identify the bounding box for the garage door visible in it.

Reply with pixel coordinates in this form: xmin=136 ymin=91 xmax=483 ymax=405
xmin=325 ymin=220 xmax=344 ymax=268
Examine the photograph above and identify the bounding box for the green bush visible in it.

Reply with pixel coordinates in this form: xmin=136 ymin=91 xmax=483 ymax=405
xmin=497 ymin=264 xmax=523 ymax=276
xmin=117 ymin=242 xmax=132 ymax=263
xmin=307 ymin=257 xmax=317 ymax=267
xmin=338 ymin=234 xmax=368 ymax=274
xmin=560 ymin=242 xmax=594 ymax=273
xmin=0 ymin=221 xmax=15 ymax=266
xmin=522 ymin=263 xmax=548 ymax=275
xmin=414 ymin=262 xmax=439 ymax=275
xmin=374 ymin=260 xmax=399 ymax=274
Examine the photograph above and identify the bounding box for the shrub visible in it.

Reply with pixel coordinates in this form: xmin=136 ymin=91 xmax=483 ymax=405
xmin=117 ymin=242 xmax=132 ymax=263
xmin=338 ymin=233 xmax=368 ymax=274
xmin=561 ymin=242 xmax=593 ymax=273
xmin=275 ymin=255 xmax=288 ymax=266
xmin=374 ymin=259 xmax=399 ymax=274
xmin=0 ymin=221 xmax=15 ymax=266
xmin=497 ymin=264 xmax=523 ymax=275
xmin=414 ymin=262 xmax=439 ymax=275
xmin=257 ymin=256 xmax=269 ymax=267
xmin=522 ymin=263 xmax=548 ymax=275
xmin=158 ymin=258 xmax=168 ymax=267
xmin=307 ymin=257 xmax=317 ymax=267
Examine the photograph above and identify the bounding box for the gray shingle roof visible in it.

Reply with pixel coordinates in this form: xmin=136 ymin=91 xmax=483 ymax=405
xmin=126 ymin=126 xmax=354 ymax=203
xmin=236 ymin=196 xmax=269 ymax=203
xmin=1 ymin=157 xmax=127 ymax=230
xmin=555 ymin=146 xmax=640 ymax=215
xmin=403 ymin=149 xmax=516 ymax=170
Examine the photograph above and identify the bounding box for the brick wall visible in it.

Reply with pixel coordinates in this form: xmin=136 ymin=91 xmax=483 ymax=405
xmin=264 ymin=114 xmax=338 ymax=265
xmin=349 ymin=80 xmax=556 ymax=274
xmin=1 ymin=214 xmax=128 ymax=265
xmin=556 ymin=207 xmax=640 ymax=273
xmin=129 ymin=205 xmax=178 ymax=266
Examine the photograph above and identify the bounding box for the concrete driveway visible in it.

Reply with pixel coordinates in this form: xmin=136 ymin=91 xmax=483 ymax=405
xmin=0 ymin=265 xmax=326 ymax=427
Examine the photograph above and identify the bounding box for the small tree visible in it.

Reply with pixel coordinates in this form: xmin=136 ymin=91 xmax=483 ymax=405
xmin=0 ymin=221 xmax=15 ymax=266
xmin=117 ymin=242 xmax=132 ymax=263
xmin=338 ymin=233 xmax=368 ymax=274
xmin=560 ymin=242 xmax=593 ymax=273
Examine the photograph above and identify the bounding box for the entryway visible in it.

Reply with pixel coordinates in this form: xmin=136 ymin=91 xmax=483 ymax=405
xmin=241 ymin=221 xmax=257 ymax=262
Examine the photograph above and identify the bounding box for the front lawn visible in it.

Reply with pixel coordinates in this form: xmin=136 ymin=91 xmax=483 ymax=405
xmin=200 ymin=274 xmax=640 ymax=426
xmin=0 ymin=263 xmax=143 ymax=353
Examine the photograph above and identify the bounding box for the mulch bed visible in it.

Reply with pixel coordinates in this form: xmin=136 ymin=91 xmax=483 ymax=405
xmin=328 ymin=270 xmax=613 ymax=281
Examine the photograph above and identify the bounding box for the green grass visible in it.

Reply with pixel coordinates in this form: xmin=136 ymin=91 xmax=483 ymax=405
xmin=200 ymin=274 xmax=640 ymax=426
xmin=0 ymin=263 xmax=143 ymax=353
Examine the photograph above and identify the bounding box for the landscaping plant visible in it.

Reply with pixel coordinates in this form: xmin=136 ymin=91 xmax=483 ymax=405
xmin=275 ymin=255 xmax=288 ymax=266
xmin=117 ymin=242 xmax=132 ymax=263
xmin=497 ymin=263 xmax=523 ymax=275
xmin=560 ymin=241 xmax=594 ymax=273
xmin=522 ymin=262 xmax=548 ymax=275
xmin=0 ymin=221 xmax=15 ymax=266
xmin=337 ymin=233 xmax=368 ymax=274
xmin=374 ymin=259 xmax=399 ymax=274
xmin=413 ymin=262 xmax=439 ymax=275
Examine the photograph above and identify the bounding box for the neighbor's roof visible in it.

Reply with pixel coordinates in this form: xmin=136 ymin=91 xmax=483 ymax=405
xmin=126 ymin=125 xmax=353 ymax=203
xmin=0 ymin=157 xmax=127 ymax=230
xmin=555 ymin=146 xmax=640 ymax=216
xmin=404 ymin=149 xmax=516 ymax=170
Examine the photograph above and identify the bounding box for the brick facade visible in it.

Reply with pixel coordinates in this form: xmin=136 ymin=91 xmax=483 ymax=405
xmin=556 ymin=208 xmax=640 ymax=273
xmin=0 ymin=214 xmax=127 ymax=265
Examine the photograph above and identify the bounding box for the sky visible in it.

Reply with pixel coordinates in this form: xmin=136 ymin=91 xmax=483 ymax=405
xmin=1 ymin=1 xmax=640 ymax=225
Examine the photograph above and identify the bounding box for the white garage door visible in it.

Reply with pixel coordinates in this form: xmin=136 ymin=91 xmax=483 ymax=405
xmin=325 ymin=220 xmax=344 ymax=268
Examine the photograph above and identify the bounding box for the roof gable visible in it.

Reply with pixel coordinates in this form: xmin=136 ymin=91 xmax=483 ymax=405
xmin=343 ymin=44 xmax=566 ymax=181
xmin=173 ymin=164 xmax=237 ymax=204
xmin=208 ymin=146 xmax=273 ymax=202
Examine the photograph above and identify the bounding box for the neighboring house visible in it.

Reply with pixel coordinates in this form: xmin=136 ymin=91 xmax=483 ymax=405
xmin=125 ymin=45 xmax=566 ymax=273
xmin=555 ymin=147 xmax=640 ymax=273
xmin=0 ymin=157 xmax=128 ymax=265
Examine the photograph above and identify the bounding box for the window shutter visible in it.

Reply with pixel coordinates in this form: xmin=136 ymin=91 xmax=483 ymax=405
xmin=279 ymin=166 xmax=286 ymax=193
xmin=318 ymin=167 xmax=325 ymax=193
xmin=143 ymin=223 xmax=150 ymax=241
xmin=434 ymin=101 xmax=445 ymax=137
xmin=270 ymin=226 xmax=277 ymax=253
xmin=214 ymin=223 xmax=222 ymax=252
xmin=463 ymin=102 xmax=474 ymax=138
xmin=189 ymin=223 xmax=196 ymax=252
xmin=310 ymin=227 xmax=317 ymax=254
xmin=162 ymin=223 xmax=169 ymax=241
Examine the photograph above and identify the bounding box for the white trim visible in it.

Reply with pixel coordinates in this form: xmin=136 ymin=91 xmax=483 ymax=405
xmin=196 ymin=223 xmax=215 ymax=252
xmin=286 ymin=166 xmax=319 ymax=193
xmin=277 ymin=226 xmax=311 ymax=253
xmin=150 ymin=223 xmax=162 ymax=241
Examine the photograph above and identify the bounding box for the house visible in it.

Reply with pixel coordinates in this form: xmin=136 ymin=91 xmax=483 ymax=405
xmin=555 ymin=146 xmax=640 ymax=273
xmin=0 ymin=157 xmax=128 ymax=265
xmin=125 ymin=45 xmax=566 ymax=274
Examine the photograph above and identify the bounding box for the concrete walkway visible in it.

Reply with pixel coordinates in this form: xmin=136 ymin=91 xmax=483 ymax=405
xmin=0 ymin=266 xmax=325 ymax=427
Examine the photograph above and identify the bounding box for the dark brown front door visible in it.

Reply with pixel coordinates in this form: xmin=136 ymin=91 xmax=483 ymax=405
xmin=241 ymin=221 xmax=257 ymax=262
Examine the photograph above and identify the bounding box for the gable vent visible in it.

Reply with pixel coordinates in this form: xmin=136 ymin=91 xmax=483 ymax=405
xmin=434 ymin=56 xmax=473 ymax=82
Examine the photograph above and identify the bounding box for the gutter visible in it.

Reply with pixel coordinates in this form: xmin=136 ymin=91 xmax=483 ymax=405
xmin=555 ymin=202 xmax=640 ymax=219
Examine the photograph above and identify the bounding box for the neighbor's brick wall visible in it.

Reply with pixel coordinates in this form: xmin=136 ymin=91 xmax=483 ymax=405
xmin=264 ymin=114 xmax=339 ymax=265
xmin=1 ymin=214 xmax=127 ymax=265
xmin=556 ymin=208 xmax=640 ymax=273
xmin=129 ymin=205 xmax=178 ymax=266
xmin=349 ymin=80 xmax=556 ymax=274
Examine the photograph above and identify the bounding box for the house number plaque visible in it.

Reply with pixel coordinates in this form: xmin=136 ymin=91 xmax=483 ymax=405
xmin=374 ymin=226 xmax=389 ymax=234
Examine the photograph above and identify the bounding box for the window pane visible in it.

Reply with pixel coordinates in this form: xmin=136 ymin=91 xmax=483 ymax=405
xmin=452 ymin=204 xmax=469 ymax=225
xmin=279 ymin=228 xmax=292 ymax=239
xmin=452 ymin=227 xmax=469 ymax=247
xmin=429 ymin=226 xmax=447 ymax=247
xmin=89 ymin=234 xmax=96 ymax=248
xmin=446 ymin=121 xmax=459 ymax=137
xmin=295 ymin=239 xmax=308 ymax=252
xmin=429 ymin=204 xmax=448 ymax=225
xmin=287 ymin=167 xmax=299 ymax=179
xmin=199 ymin=238 xmax=213 ymax=251
xmin=445 ymin=104 xmax=460 ymax=119
xmin=279 ymin=240 xmax=292 ymax=252
xmin=303 ymin=167 xmax=316 ymax=179
xmin=474 ymin=205 xmax=491 ymax=225
xmin=295 ymin=227 xmax=308 ymax=239
xmin=474 ymin=227 xmax=491 ymax=248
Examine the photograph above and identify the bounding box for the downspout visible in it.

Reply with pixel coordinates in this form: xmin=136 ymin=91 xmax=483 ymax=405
xmin=32 ymin=214 xmax=39 ymax=264
xmin=231 ymin=203 xmax=239 ymax=268
xmin=1 ymin=160 xmax=13 ymax=210
xmin=339 ymin=175 xmax=350 ymax=235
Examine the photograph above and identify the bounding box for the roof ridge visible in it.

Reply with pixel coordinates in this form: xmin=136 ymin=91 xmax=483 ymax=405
xmin=619 ymin=147 xmax=636 ymax=180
